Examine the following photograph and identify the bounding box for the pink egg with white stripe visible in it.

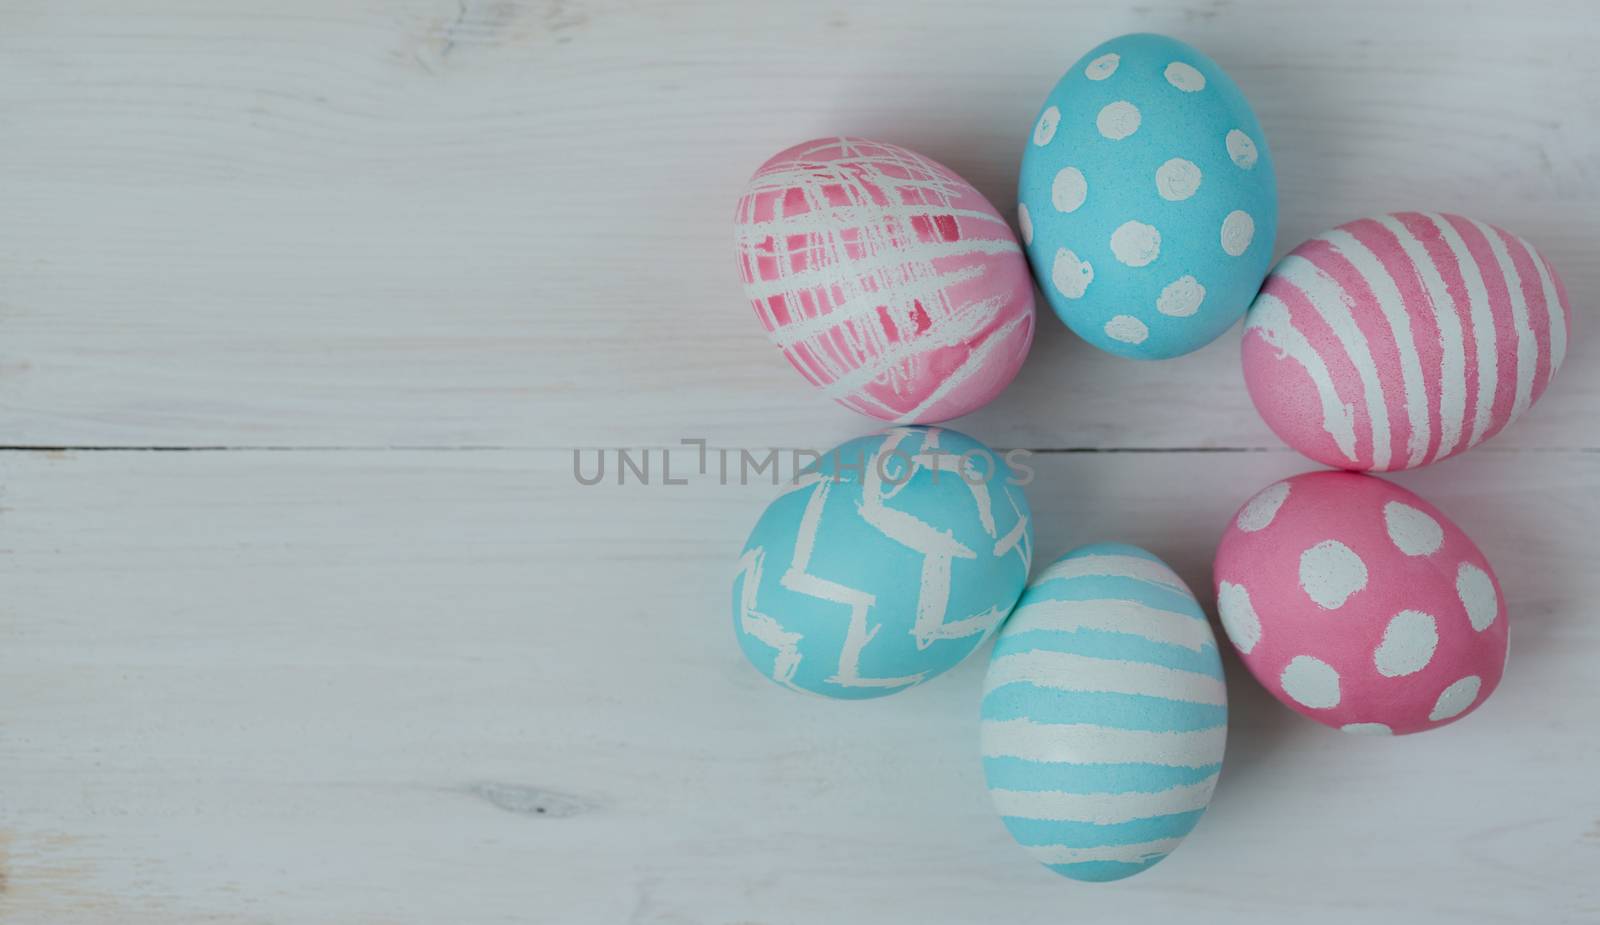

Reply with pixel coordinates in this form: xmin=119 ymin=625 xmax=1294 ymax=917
xmin=1242 ymin=213 xmax=1572 ymax=471
xmin=1214 ymin=471 xmax=1508 ymax=735
xmin=735 ymin=138 xmax=1035 ymax=423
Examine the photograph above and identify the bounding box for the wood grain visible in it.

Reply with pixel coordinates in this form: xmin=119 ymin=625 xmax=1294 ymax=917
xmin=0 ymin=0 xmax=1596 ymax=921
xmin=0 ymin=449 xmax=1597 ymax=922
xmin=0 ymin=0 xmax=1593 ymax=449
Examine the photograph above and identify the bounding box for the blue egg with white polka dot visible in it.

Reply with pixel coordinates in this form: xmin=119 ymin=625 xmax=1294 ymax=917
xmin=1018 ymin=33 xmax=1277 ymax=359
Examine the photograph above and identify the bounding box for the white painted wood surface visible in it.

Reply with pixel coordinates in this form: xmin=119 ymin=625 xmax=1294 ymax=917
xmin=0 ymin=1 xmax=1596 ymax=922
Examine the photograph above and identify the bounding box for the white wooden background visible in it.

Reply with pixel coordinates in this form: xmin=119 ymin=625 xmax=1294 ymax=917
xmin=1 ymin=1 xmax=1597 ymax=922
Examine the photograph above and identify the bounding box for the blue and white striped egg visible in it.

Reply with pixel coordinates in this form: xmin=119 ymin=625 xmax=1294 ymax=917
xmin=980 ymin=543 xmax=1226 ymax=882
xmin=1019 ymin=33 xmax=1277 ymax=359
xmin=734 ymin=426 xmax=1033 ymax=698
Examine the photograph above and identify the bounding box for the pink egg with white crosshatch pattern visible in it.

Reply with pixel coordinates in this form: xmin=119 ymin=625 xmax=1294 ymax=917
xmin=734 ymin=138 xmax=1035 ymax=423
xmin=1242 ymin=212 xmax=1572 ymax=471
xmin=1213 ymin=471 xmax=1508 ymax=735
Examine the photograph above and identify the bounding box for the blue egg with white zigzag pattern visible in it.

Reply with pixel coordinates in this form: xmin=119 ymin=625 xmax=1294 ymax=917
xmin=980 ymin=543 xmax=1227 ymax=881
xmin=1019 ymin=33 xmax=1277 ymax=358
xmin=733 ymin=426 xmax=1032 ymax=699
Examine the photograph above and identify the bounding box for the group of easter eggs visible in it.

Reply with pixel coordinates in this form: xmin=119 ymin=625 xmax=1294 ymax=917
xmin=729 ymin=33 xmax=1572 ymax=882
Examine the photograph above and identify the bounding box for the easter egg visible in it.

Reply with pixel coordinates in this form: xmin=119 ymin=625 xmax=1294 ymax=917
xmin=1019 ymin=33 xmax=1277 ymax=359
xmin=1243 ymin=212 xmax=1572 ymax=470
xmin=734 ymin=138 xmax=1035 ymax=423
xmin=734 ymin=426 xmax=1032 ymax=698
xmin=980 ymin=543 xmax=1225 ymax=882
xmin=1214 ymin=471 xmax=1507 ymax=734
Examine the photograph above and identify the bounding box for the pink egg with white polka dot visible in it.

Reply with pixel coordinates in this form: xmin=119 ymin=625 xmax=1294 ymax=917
xmin=1213 ymin=471 xmax=1507 ymax=735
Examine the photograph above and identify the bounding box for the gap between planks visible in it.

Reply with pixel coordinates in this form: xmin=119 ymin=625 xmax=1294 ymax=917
xmin=0 ymin=445 xmax=1595 ymax=454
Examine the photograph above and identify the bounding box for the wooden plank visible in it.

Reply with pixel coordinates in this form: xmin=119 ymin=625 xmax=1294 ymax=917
xmin=1 ymin=1 xmax=1595 ymax=921
xmin=1 ymin=448 xmax=1595 ymax=921
xmin=0 ymin=0 xmax=1593 ymax=449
